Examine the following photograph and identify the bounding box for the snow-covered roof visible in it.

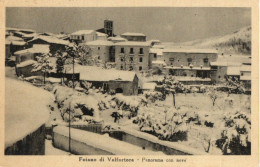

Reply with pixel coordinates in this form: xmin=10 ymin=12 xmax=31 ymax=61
xmin=163 ymin=48 xmax=218 ymax=54
xmin=6 ymin=36 xmax=24 ymax=41
xmin=164 ymin=66 xmax=211 ymax=71
xmin=71 ymin=30 xmax=96 ymax=35
xmin=6 ymin=27 xmax=36 ymax=33
xmin=142 ymin=82 xmax=157 ymax=90
xmin=227 ymin=66 xmax=240 ymax=76
xmin=6 ymin=40 xmax=26 ymax=46
xmin=85 ymin=40 xmax=114 ymax=46
xmin=240 ymin=75 xmax=251 ymax=81
xmin=14 ymin=44 xmax=50 ymax=55
xmin=152 ymin=60 xmax=167 ymax=66
xmin=114 ymin=41 xmax=151 ymax=46
xmin=148 ymin=39 xmax=161 ymax=43
xmin=149 ymin=48 xmax=163 ymax=55
xmin=152 ymin=45 xmax=165 ymax=49
xmin=8 ymin=56 xmax=16 ymax=61
xmin=121 ymin=32 xmax=146 ymax=37
xmin=108 ymin=36 xmax=127 ymax=42
xmin=5 ymin=78 xmax=53 ymax=148
xmin=55 ymin=34 xmax=69 ymax=39
xmin=240 ymin=65 xmax=251 ymax=72
xmin=16 ymin=60 xmax=37 ymax=68
xmin=217 ymin=55 xmax=251 ymax=64
xmin=210 ymin=61 xmax=241 ymax=67
xmin=96 ymin=32 xmax=107 ymax=37
xmin=65 ymin=65 xmax=137 ymax=82
xmin=28 ymin=35 xmax=70 ymax=45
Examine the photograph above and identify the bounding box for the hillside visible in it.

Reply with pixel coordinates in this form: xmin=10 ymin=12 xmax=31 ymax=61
xmin=163 ymin=26 xmax=251 ymax=55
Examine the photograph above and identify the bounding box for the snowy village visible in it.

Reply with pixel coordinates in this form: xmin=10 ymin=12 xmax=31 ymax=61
xmin=5 ymin=9 xmax=251 ymax=156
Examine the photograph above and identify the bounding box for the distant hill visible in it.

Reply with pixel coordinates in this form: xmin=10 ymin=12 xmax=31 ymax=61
xmin=163 ymin=26 xmax=251 ymax=55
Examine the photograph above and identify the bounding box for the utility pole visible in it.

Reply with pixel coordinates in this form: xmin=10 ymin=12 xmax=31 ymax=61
xmin=69 ymin=102 xmax=71 ymax=153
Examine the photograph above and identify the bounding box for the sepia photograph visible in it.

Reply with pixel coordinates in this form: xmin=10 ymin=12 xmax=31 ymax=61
xmin=4 ymin=6 xmax=254 ymax=158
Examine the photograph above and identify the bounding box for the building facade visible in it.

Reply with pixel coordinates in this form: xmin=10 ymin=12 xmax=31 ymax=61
xmin=70 ymin=30 xmax=97 ymax=43
xmin=85 ymin=40 xmax=115 ymax=65
xmin=163 ymin=49 xmax=218 ymax=78
xmin=114 ymin=42 xmax=151 ymax=72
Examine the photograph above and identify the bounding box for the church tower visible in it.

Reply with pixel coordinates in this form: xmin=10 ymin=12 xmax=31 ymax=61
xmin=104 ymin=19 xmax=113 ymax=37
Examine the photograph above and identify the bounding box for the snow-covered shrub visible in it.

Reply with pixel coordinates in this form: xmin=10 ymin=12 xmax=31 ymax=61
xmin=136 ymin=106 xmax=188 ymax=141
xmin=109 ymin=94 xmax=144 ymax=118
xmin=66 ymin=80 xmax=80 ymax=88
xmin=216 ymin=110 xmax=251 ymax=155
xmin=81 ymin=81 xmax=92 ymax=90
xmin=144 ymin=91 xmax=165 ymax=102
xmin=44 ymin=83 xmax=54 ymax=92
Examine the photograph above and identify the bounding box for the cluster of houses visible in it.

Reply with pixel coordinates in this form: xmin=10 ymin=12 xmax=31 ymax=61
xmin=5 ymin=19 xmax=251 ymax=95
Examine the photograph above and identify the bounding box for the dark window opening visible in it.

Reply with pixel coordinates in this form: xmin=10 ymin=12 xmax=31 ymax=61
xmin=115 ymin=88 xmax=123 ymax=94
xmin=98 ymin=47 xmax=100 ymax=50
xmin=169 ymin=58 xmax=174 ymax=61
xmin=129 ymin=66 xmax=133 ymax=71
xmin=121 ymin=58 xmax=124 ymax=62
xmin=187 ymin=58 xmax=192 ymax=62
xmin=120 ymin=48 xmax=124 ymax=53
xmin=154 ymin=54 xmax=157 ymax=58
xmin=139 ymin=66 xmax=142 ymax=71
xmin=120 ymin=65 xmax=123 ymax=70
xmin=203 ymin=58 xmax=208 ymax=63
xmin=139 ymin=57 xmax=143 ymax=62
xmin=130 ymin=48 xmax=134 ymax=54
xmin=139 ymin=48 xmax=144 ymax=54
xmin=130 ymin=57 xmax=134 ymax=62
xmin=82 ymin=36 xmax=85 ymax=40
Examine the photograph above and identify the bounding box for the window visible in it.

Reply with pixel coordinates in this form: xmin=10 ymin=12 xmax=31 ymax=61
xmin=120 ymin=65 xmax=124 ymax=70
xmin=241 ymin=72 xmax=244 ymax=76
xmin=139 ymin=57 xmax=143 ymax=62
xmin=154 ymin=54 xmax=157 ymax=58
xmin=169 ymin=58 xmax=174 ymax=61
xmin=82 ymin=36 xmax=84 ymax=40
xmin=77 ymin=36 xmax=80 ymax=40
xmin=203 ymin=58 xmax=208 ymax=63
xmin=187 ymin=58 xmax=192 ymax=66
xmin=130 ymin=57 xmax=134 ymax=62
xmin=120 ymin=48 xmax=124 ymax=53
xmin=98 ymin=47 xmax=100 ymax=50
xmin=187 ymin=58 xmax=192 ymax=62
xmin=121 ymin=58 xmax=124 ymax=62
xmin=139 ymin=66 xmax=142 ymax=71
xmin=170 ymin=62 xmax=173 ymax=65
xmin=139 ymin=48 xmax=144 ymax=54
xmin=98 ymin=56 xmax=100 ymax=60
xmin=130 ymin=48 xmax=134 ymax=54
xmin=218 ymin=76 xmax=221 ymax=79
xmin=129 ymin=66 xmax=133 ymax=71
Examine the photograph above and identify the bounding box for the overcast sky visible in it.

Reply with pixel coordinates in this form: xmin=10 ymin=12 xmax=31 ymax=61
xmin=6 ymin=7 xmax=251 ymax=43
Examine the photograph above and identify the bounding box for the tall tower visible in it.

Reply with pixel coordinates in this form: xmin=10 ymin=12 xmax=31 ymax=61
xmin=104 ymin=19 xmax=113 ymax=37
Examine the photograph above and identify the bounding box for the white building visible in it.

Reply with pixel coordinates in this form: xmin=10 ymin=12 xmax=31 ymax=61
xmin=70 ymin=30 xmax=97 ymax=43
